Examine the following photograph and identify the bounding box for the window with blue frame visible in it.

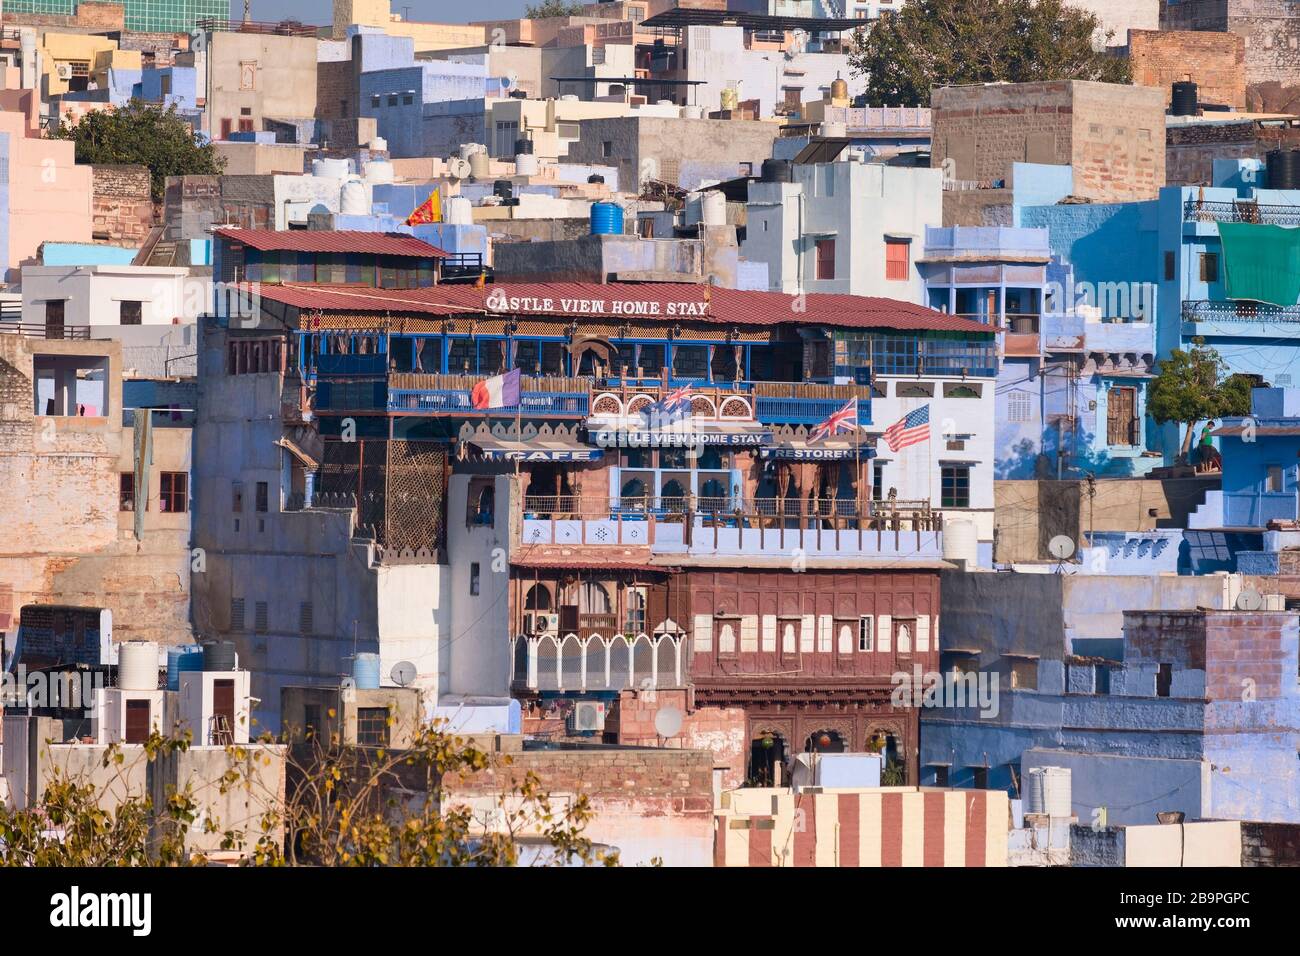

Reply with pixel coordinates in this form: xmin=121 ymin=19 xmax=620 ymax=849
xmin=671 ymin=344 xmax=709 ymax=379
xmin=448 ymin=337 xmax=475 ymax=373
xmin=416 ymin=336 xmax=443 ymax=372
xmin=639 ymin=343 xmax=666 ymax=376
xmin=478 ymin=339 xmax=505 ymax=375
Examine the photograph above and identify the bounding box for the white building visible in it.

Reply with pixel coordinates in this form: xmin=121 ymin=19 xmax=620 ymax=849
xmin=20 ymin=265 xmax=205 ymax=329
xmin=742 ymin=160 xmax=941 ymax=302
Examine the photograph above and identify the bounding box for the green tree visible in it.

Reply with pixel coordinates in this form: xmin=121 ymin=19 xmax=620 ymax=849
xmin=525 ymin=0 xmax=586 ymax=18
xmin=849 ymin=0 xmax=1131 ymax=107
xmin=1148 ymin=344 xmax=1255 ymax=462
xmin=52 ymin=101 xmax=225 ymax=203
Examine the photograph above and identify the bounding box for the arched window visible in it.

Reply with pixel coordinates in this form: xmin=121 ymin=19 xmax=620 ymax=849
xmin=524 ymin=583 xmax=552 ymax=610
xmin=475 ymin=485 xmax=495 ymax=525
xmin=578 ymin=581 xmax=611 ymax=615
xmin=621 ymin=477 xmax=646 ymax=507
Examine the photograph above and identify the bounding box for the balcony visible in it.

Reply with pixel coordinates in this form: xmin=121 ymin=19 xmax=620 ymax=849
xmin=592 ymin=379 xmax=871 ymax=428
xmin=0 ymin=322 xmax=92 ymax=340
xmin=1182 ymin=300 xmax=1300 ymax=324
xmin=1182 ymin=199 xmax=1300 ymax=227
xmin=314 ymin=373 xmax=592 ymax=417
xmin=520 ymin=496 xmax=944 ymax=560
xmin=511 ymin=630 xmax=687 ymax=694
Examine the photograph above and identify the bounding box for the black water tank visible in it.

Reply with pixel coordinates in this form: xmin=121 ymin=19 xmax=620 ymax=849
xmin=493 ymin=179 xmax=514 ymax=200
xmin=587 ymin=173 xmax=605 ymax=184
xmin=1171 ymin=81 xmax=1199 ymax=117
xmin=514 ymin=137 xmax=533 ymax=155
xmin=202 ymin=640 xmax=237 ymax=672
xmin=1266 ymin=149 xmax=1300 ymax=189
xmin=761 ymin=159 xmax=792 ymax=183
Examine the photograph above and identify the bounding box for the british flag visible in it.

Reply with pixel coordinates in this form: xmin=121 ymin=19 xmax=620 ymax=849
xmin=809 ymin=397 xmax=858 ymax=442
xmin=882 ymin=404 xmax=931 ymax=452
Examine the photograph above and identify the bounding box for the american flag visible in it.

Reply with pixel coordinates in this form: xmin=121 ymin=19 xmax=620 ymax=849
xmin=882 ymin=405 xmax=930 ymax=452
xmin=809 ymin=397 xmax=858 ymax=442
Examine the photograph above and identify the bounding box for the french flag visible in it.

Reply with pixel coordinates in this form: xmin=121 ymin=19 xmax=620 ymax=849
xmin=471 ymin=368 xmax=522 ymax=410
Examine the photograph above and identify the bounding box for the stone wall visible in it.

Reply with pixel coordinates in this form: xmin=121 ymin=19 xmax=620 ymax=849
xmin=1162 ymin=0 xmax=1300 ymax=84
xmin=1129 ymin=29 xmax=1246 ymax=108
xmin=931 ymin=81 xmax=1165 ymax=204
xmin=611 ymin=689 xmax=748 ymax=790
xmin=90 ymin=164 xmax=155 ymax=246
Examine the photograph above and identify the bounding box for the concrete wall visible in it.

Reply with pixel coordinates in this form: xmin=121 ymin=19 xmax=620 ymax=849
xmin=21 ymin=266 xmax=202 ymax=327
xmin=204 ymin=32 xmax=318 ymax=140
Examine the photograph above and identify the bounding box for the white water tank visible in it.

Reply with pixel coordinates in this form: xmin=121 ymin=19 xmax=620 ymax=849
xmin=369 ymin=136 xmax=387 ymax=153
xmin=515 ymin=153 xmax=539 ymax=177
xmin=362 ymin=159 xmax=394 ymax=183
xmin=560 ymin=94 xmax=578 ymax=102
xmin=682 ymin=104 xmax=704 ymax=120
xmin=942 ymin=518 xmax=978 ymax=568
xmin=118 ymin=641 xmax=159 ymax=691
xmin=701 ymin=190 xmax=726 ymax=227
xmin=340 ymin=179 xmax=369 ymax=215
xmin=1024 ymin=768 xmax=1046 ymax=815
xmin=446 ymin=196 xmax=473 ymax=225
xmin=312 ymin=158 xmax=351 ymax=180
xmin=469 ymin=151 xmax=491 ymax=180
xmin=821 ymin=121 xmax=848 ymax=139
xmin=1042 ymin=767 xmax=1072 ymax=818
xmin=458 ymin=142 xmax=486 ymax=161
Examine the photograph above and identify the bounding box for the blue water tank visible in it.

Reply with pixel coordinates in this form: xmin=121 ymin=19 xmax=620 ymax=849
xmin=352 ymin=653 xmax=381 ymax=689
xmin=590 ymin=202 xmax=624 ymax=236
xmin=167 ymin=645 xmax=205 ymax=691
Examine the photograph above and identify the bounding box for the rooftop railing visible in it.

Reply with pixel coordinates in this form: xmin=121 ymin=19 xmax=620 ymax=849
xmin=1182 ymin=300 xmax=1300 ymax=323
xmin=1183 ymin=198 xmax=1300 ymax=227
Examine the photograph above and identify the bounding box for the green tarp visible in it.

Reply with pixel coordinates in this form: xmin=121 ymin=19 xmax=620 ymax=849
xmin=1217 ymin=221 xmax=1300 ymax=307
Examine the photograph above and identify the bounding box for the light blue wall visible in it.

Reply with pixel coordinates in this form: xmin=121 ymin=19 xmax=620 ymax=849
xmin=42 ymin=243 xmax=139 ymax=266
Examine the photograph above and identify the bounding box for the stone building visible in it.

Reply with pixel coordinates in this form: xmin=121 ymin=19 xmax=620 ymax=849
xmin=1128 ymin=28 xmax=1247 ymax=110
xmin=1162 ymin=0 xmax=1300 ymax=86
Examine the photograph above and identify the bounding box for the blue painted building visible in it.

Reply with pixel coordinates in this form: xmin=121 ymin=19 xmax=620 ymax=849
xmin=138 ymin=66 xmax=200 ymax=114
xmin=360 ymin=62 xmax=506 ymax=159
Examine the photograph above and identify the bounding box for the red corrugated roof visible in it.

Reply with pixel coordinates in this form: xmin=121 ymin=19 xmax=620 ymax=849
xmin=252 ymin=281 xmax=994 ymax=334
xmin=214 ymin=228 xmax=450 ymax=258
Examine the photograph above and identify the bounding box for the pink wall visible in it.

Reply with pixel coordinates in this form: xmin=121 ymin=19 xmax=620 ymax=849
xmin=1 ymin=111 xmax=92 ymax=282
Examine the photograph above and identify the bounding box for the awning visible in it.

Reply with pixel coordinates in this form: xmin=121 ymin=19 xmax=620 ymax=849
xmin=1218 ymin=221 xmax=1300 ymax=306
xmin=592 ymin=420 xmax=772 ymax=448
xmin=469 ymin=434 xmax=603 ymax=462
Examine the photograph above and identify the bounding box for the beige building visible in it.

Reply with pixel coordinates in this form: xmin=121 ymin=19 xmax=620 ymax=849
xmin=930 ymin=80 xmax=1166 ymax=205
xmin=333 ymin=0 xmax=485 ymax=52
xmin=202 ymin=29 xmax=318 ymax=141
xmin=0 ymin=333 xmax=192 ymax=647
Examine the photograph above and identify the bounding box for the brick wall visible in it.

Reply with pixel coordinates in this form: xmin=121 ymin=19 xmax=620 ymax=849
xmin=91 ymin=164 xmax=155 ymax=246
xmin=442 ymin=744 xmax=716 ymax=865
xmin=1162 ymin=0 xmax=1300 ymax=84
xmin=317 ymin=59 xmax=354 ymax=121
xmin=1240 ymin=820 xmax=1300 ymax=865
xmin=611 ymin=689 xmax=747 ymax=789
xmin=1129 ymin=29 xmax=1246 ymax=109
xmin=931 ymin=80 xmax=1165 ymax=203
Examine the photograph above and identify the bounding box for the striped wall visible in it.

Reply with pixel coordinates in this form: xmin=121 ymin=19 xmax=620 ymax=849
xmin=714 ymin=787 xmax=1008 ymax=867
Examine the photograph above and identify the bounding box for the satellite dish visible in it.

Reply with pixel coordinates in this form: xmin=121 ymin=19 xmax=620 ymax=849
xmin=390 ymin=660 xmax=417 ymax=687
xmin=1047 ymin=535 xmax=1076 ymax=560
xmin=653 ymin=706 xmax=683 ymax=739
xmin=447 ymin=156 xmax=471 ymax=179
xmin=1236 ymin=589 xmax=1264 ymax=611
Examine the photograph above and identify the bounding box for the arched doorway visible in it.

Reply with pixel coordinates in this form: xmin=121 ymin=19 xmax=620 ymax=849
xmin=804 ymin=729 xmax=847 ymax=754
xmin=866 ymin=728 xmax=906 ymax=785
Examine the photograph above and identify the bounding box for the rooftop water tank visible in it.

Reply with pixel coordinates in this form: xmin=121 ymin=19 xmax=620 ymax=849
xmin=942 ymin=519 xmax=978 ymax=569
xmin=369 ymin=136 xmax=388 ymax=153
xmin=446 ymin=196 xmax=473 ymax=225
xmin=590 ymin=201 xmax=624 ymax=235
xmin=700 ymin=190 xmax=726 ymax=227
xmin=458 ymin=142 xmax=486 ymax=161
xmin=1170 ymin=81 xmax=1199 ymax=117
xmin=682 ymin=104 xmax=704 ymax=120
xmin=362 ymin=160 xmax=393 ymax=184
xmin=515 ymin=153 xmax=539 ymax=177
xmin=340 ymin=179 xmax=368 ymax=215
xmin=760 ymin=159 xmax=792 ymax=183
xmin=514 ymin=137 xmax=533 ymax=155
xmin=166 ymin=645 xmax=205 ymax=692
xmin=118 ymin=641 xmax=159 ymax=691
xmin=312 ymin=158 xmax=351 ymax=180
xmin=352 ymin=652 xmax=381 ymax=690
xmin=1042 ymin=766 xmax=1072 ymax=819
xmin=469 ymin=151 xmax=491 ymax=180
xmin=202 ymin=640 xmax=237 ymax=673
xmin=821 ymin=121 xmax=848 ymax=139
xmin=1024 ymin=768 xmax=1046 ymax=815
xmin=1266 ymin=148 xmax=1300 ymax=190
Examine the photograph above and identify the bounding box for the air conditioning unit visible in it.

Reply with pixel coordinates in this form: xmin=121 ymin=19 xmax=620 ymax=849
xmin=568 ymin=701 xmax=606 ymax=734
xmin=55 ymin=63 xmax=72 ymax=79
xmin=525 ymin=612 xmax=559 ymax=634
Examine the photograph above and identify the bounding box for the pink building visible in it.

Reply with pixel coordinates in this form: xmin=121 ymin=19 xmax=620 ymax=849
xmin=0 ymin=110 xmax=92 ymax=284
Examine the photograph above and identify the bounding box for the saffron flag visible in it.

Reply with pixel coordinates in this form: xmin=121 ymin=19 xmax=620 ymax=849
xmin=882 ymin=404 xmax=930 ymax=452
xmin=406 ymin=188 xmax=442 ymax=226
xmin=809 ymin=397 xmax=858 ymax=443
xmin=471 ymin=367 xmax=522 ymax=410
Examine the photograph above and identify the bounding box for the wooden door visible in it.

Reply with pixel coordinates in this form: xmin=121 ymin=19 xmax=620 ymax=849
xmin=1107 ymin=387 xmax=1136 ymax=446
xmin=213 ymin=679 xmax=235 ymax=742
xmin=124 ymin=699 xmax=150 ymax=744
